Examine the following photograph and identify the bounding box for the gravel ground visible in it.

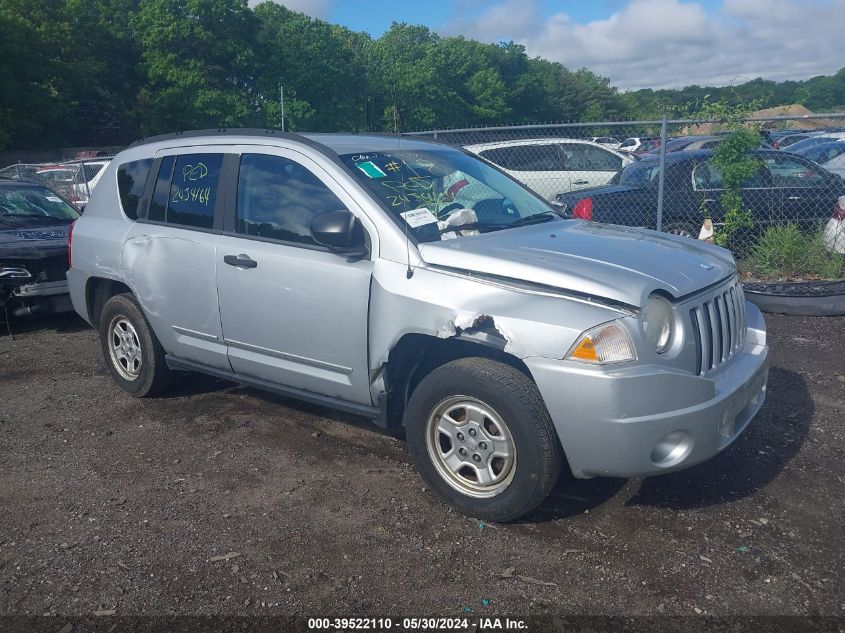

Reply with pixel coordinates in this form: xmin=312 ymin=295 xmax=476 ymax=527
xmin=0 ymin=312 xmax=842 ymax=622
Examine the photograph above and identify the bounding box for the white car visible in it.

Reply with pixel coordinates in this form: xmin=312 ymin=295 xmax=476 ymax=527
xmin=590 ymin=136 xmax=621 ymax=149
xmin=70 ymin=159 xmax=111 ymax=207
xmin=619 ymin=137 xmax=658 ymax=153
xmin=466 ymin=138 xmax=633 ymax=199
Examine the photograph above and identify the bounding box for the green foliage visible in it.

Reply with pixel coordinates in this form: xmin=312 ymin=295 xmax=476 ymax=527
xmin=744 ymin=225 xmax=844 ymax=280
xmin=1 ymin=0 xmax=844 ymax=150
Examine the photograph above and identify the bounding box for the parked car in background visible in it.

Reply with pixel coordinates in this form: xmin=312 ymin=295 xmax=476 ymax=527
xmin=466 ymin=138 xmax=633 ymax=199
xmin=0 ymin=179 xmax=79 ymax=318
xmin=589 ymin=136 xmax=621 ymax=149
xmin=33 ymin=160 xmax=111 ymax=208
xmin=635 ymin=138 xmax=661 ymax=155
xmin=554 ymin=149 xmax=845 ymax=237
xmin=69 ymin=159 xmax=111 ymax=208
xmin=619 ymin=136 xmax=658 ymax=153
xmin=791 ymin=141 xmax=845 ymax=180
xmin=770 ymin=133 xmax=817 ymax=150
xmin=783 ymin=135 xmax=845 ymax=154
xmin=67 ymin=129 xmax=769 ymax=522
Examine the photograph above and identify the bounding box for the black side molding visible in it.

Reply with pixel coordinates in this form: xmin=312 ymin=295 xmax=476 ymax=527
xmin=165 ymin=355 xmax=382 ymax=421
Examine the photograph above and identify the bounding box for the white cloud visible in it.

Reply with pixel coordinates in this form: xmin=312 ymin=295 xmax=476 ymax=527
xmin=440 ymin=0 xmax=845 ymax=90
xmin=248 ymin=0 xmax=334 ymax=19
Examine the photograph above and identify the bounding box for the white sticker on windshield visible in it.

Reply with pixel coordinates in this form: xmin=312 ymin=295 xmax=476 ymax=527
xmin=400 ymin=207 xmax=438 ymax=228
xmin=45 ymin=195 xmax=61 ymax=202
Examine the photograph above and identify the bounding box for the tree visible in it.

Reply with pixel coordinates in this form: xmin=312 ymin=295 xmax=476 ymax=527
xmin=132 ymin=0 xmax=260 ymax=134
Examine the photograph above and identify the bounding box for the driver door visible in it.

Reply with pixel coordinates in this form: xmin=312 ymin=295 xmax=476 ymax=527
xmin=214 ymin=149 xmax=374 ymax=404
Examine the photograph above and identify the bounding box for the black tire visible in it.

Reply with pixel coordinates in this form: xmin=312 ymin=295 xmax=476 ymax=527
xmin=98 ymin=293 xmax=173 ymax=397
xmin=405 ymin=358 xmax=563 ymax=522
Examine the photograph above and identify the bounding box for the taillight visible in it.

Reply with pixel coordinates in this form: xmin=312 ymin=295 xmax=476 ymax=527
xmin=773 ymin=141 xmax=781 ymax=149
xmin=68 ymin=221 xmax=75 ymax=269
xmin=572 ymin=197 xmax=593 ymax=221
xmin=834 ymin=197 xmax=845 ymax=221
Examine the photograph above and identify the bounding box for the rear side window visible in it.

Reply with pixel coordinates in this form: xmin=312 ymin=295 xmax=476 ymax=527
xmin=480 ymin=146 xmax=559 ymax=171
xmin=236 ymin=153 xmax=346 ymax=246
xmin=117 ymin=159 xmax=152 ymax=220
xmin=147 ymin=153 xmax=223 ymax=229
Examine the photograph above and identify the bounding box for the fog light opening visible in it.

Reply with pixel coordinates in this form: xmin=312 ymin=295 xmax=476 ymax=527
xmin=651 ymin=430 xmax=693 ymax=467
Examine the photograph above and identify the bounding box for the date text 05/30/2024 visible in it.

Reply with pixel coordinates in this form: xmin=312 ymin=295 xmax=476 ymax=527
xmin=307 ymin=617 xmax=529 ymax=631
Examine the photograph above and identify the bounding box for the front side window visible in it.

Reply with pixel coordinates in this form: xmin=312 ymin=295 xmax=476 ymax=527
xmin=339 ymin=147 xmax=555 ymax=244
xmin=236 ymin=154 xmax=346 ymax=246
xmin=763 ymin=154 xmax=827 ymax=187
xmin=147 ymin=153 xmax=223 ymax=228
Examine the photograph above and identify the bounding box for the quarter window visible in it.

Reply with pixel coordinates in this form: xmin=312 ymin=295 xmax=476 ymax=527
xmin=117 ymin=158 xmax=152 ymax=220
xmin=236 ymin=154 xmax=346 ymax=246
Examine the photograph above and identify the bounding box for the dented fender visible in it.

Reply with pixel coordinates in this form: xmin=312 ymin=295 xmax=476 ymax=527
xmin=367 ymin=258 xmax=632 ymax=401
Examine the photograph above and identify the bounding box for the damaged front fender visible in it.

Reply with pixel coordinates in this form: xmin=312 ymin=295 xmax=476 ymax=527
xmin=368 ymin=258 xmax=632 ymax=405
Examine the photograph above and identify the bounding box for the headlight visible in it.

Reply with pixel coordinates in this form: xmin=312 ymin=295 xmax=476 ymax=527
xmin=642 ymin=295 xmax=675 ymax=353
xmin=565 ymin=321 xmax=636 ymax=365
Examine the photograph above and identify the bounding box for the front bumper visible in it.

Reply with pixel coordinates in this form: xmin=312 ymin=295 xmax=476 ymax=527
xmin=527 ymin=301 xmax=769 ymax=479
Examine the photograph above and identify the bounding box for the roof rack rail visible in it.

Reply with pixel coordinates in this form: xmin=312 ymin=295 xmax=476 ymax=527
xmin=128 ymin=128 xmax=309 ymax=148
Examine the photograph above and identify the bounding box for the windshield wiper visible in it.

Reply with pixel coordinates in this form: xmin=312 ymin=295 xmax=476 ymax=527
xmin=438 ymin=211 xmax=560 ymax=235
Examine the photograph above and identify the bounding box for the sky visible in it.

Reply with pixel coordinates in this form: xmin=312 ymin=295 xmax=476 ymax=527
xmin=262 ymin=0 xmax=845 ymax=91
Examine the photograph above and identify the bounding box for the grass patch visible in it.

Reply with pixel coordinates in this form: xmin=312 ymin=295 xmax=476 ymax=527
xmin=741 ymin=224 xmax=844 ymax=280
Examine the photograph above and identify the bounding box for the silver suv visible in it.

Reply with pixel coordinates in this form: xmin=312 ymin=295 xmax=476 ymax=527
xmin=67 ymin=130 xmax=769 ymax=521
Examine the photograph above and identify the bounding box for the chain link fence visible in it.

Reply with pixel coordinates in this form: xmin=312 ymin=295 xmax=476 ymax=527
xmin=406 ymin=113 xmax=845 ymax=283
xmin=0 ymin=157 xmax=113 ymax=208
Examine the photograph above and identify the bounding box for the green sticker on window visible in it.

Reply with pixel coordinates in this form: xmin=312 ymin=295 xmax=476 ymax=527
xmin=356 ymin=161 xmax=386 ymax=179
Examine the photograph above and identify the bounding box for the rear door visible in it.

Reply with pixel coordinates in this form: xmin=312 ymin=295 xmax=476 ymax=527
xmin=214 ymin=148 xmax=373 ymax=404
xmin=558 ymin=142 xmax=625 ymax=191
xmin=122 ymin=148 xmax=232 ymax=369
xmin=764 ymin=153 xmax=843 ymax=230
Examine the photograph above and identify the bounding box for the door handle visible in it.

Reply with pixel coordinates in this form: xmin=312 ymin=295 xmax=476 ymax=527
xmin=223 ymin=254 xmax=258 ymax=268
xmin=703 ymin=198 xmax=717 ymax=203
xmin=572 ymin=180 xmax=590 ymax=185
xmin=787 ymin=196 xmax=801 ymax=200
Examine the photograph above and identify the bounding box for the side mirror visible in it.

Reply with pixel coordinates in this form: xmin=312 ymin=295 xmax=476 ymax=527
xmin=310 ymin=209 xmax=368 ymax=258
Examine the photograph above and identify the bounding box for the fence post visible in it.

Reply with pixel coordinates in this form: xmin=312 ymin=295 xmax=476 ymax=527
xmin=655 ymin=112 xmax=668 ymax=232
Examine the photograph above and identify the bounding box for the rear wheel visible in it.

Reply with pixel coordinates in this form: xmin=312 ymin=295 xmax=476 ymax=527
xmin=405 ymin=358 xmax=563 ymax=522
xmin=99 ymin=293 xmax=173 ymax=397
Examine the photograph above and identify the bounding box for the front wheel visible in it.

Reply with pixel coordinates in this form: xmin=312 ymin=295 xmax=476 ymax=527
xmin=405 ymin=358 xmax=563 ymax=522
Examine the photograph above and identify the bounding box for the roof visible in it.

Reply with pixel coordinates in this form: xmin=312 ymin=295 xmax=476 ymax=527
xmin=127 ymin=128 xmax=455 ymax=156
xmin=463 ymin=137 xmax=617 ymax=152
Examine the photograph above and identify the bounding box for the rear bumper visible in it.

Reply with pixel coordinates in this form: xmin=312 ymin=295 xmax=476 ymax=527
xmin=527 ymin=302 xmax=768 ymax=479
xmin=8 ymin=280 xmax=73 ymax=316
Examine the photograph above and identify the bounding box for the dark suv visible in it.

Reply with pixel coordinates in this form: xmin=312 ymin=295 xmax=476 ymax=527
xmin=0 ymin=179 xmax=79 ymax=319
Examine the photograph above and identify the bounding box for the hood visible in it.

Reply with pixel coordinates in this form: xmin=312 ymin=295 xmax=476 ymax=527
xmin=0 ymin=225 xmax=70 ymax=260
xmin=418 ymin=220 xmax=735 ymax=307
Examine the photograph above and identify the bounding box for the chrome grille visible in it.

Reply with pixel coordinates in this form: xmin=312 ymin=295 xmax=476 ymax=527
xmin=689 ymin=279 xmax=747 ymax=375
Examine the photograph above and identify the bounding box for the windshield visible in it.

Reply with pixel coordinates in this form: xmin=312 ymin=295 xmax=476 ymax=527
xmin=0 ymin=185 xmax=80 ymax=227
xmin=339 ymin=148 xmax=556 ymax=243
